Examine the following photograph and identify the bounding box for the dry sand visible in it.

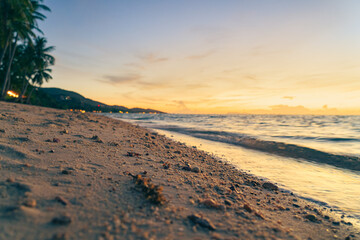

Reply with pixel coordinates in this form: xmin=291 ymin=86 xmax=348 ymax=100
xmin=0 ymin=102 xmax=358 ymax=240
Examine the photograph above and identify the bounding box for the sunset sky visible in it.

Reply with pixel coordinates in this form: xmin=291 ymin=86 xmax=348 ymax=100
xmin=40 ymin=0 xmax=360 ymax=114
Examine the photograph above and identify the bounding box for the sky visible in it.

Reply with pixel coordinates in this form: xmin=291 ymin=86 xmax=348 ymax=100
xmin=39 ymin=0 xmax=360 ymax=114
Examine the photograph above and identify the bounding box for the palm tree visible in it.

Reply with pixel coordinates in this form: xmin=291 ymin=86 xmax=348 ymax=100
xmin=25 ymin=64 xmax=53 ymax=103
xmin=24 ymin=37 xmax=54 ymax=103
xmin=1 ymin=0 xmax=34 ymax=92
xmin=0 ymin=0 xmax=50 ymax=99
xmin=15 ymin=42 xmax=35 ymax=101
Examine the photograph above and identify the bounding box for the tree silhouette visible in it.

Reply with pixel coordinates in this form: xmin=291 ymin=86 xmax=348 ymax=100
xmin=0 ymin=0 xmax=52 ymax=99
xmin=24 ymin=37 xmax=54 ymax=103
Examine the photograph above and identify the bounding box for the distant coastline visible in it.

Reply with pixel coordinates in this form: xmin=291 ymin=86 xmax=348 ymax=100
xmin=3 ymin=87 xmax=164 ymax=114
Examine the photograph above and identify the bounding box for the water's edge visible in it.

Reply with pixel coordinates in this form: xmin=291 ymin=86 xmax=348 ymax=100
xmin=105 ymin=114 xmax=360 ymax=228
xmin=154 ymin=128 xmax=360 ymax=228
xmin=152 ymin=126 xmax=360 ymax=172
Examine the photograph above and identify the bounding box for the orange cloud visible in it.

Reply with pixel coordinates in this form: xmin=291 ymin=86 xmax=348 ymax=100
xmin=137 ymin=53 xmax=169 ymax=63
xmin=283 ymin=96 xmax=294 ymax=100
xmin=100 ymin=74 xmax=142 ymax=85
xmin=186 ymin=50 xmax=215 ymax=60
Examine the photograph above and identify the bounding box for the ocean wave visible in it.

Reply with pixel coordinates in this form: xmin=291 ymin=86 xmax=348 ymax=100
xmin=274 ymin=135 xmax=360 ymax=142
xmin=153 ymin=126 xmax=360 ymax=171
xmin=125 ymin=116 xmax=154 ymax=120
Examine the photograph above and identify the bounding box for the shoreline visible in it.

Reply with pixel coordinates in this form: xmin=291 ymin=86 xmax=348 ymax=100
xmin=152 ymin=128 xmax=360 ymax=225
xmin=0 ymin=102 xmax=359 ymax=239
xmin=106 ymin=116 xmax=360 ymax=172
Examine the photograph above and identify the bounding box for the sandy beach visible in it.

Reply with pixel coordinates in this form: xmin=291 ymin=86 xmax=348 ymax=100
xmin=0 ymin=102 xmax=358 ymax=240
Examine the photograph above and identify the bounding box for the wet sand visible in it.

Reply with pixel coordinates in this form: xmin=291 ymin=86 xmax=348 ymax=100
xmin=0 ymin=102 xmax=358 ymax=240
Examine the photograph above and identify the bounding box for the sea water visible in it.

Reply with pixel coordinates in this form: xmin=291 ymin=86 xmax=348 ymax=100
xmin=105 ymin=113 xmax=360 ymax=227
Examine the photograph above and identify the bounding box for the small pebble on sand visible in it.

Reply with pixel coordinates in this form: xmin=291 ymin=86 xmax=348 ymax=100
xmin=61 ymin=170 xmax=72 ymax=175
xmin=52 ymin=215 xmax=72 ymax=225
xmin=23 ymin=199 xmax=37 ymax=208
xmin=262 ymin=182 xmax=278 ymax=191
xmin=191 ymin=166 xmax=200 ymax=173
xmin=304 ymin=214 xmax=319 ymax=222
xmin=55 ymin=196 xmax=70 ymax=206
xmin=188 ymin=214 xmax=216 ymax=231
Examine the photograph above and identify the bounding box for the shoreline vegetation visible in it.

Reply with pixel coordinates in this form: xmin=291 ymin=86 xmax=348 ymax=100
xmin=0 ymin=102 xmax=358 ymax=240
xmin=0 ymin=0 xmax=55 ymax=103
xmin=3 ymin=87 xmax=164 ymax=114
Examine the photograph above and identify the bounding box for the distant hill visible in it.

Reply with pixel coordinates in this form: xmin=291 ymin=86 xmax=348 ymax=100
xmin=40 ymin=88 xmax=164 ymax=113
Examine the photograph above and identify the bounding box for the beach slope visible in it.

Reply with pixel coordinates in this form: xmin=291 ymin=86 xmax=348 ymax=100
xmin=0 ymin=102 xmax=358 ymax=240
